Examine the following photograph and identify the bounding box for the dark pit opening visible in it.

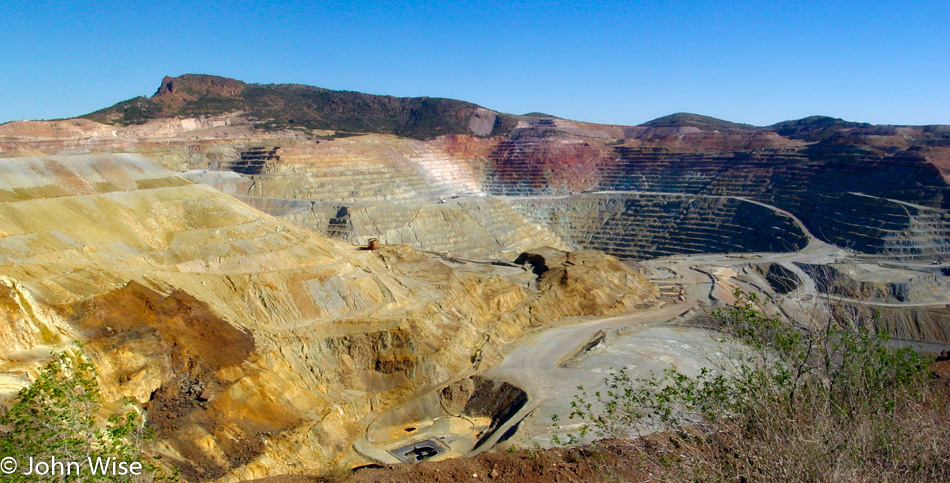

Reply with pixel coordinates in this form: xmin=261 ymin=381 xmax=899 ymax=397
xmin=408 ymin=446 xmax=438 ymax=461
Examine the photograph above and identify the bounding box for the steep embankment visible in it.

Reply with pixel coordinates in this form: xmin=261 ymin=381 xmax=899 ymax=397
xmin=1 ymin=120 xmax=564 ymax=260
xmin=275 ymin=197 xmax=569 ymax=260
xmin=797 ymin=263 xmax=950 ymax=304
xmin=7 ymin=112 xmax=948 ymax=264
xmin=0 ymin=153 xmax=655 ymax=481
xmin=510 ymin=193 xmax=808 ymax=259
xmin=5 ymin=75 xmax=950 ymax=264
xmin=484 ymin=141 xmax=950 ymax=262
xmin=181 ymin=135 xmax=568 ymax=260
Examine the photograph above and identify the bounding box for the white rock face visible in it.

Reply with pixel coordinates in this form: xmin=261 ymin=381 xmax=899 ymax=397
xmin=468 ymin=108 xmax=498 ymax=137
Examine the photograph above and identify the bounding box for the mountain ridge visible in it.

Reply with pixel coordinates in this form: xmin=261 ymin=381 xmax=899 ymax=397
xmin=82 ymin=74 xmax=513 ymax=140
xmin=74 ymin=74 xmax=948 ymax=143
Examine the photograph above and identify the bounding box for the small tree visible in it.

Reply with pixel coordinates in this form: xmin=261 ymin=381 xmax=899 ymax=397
xmin=0 ymin=350 xmax=169 ymax=482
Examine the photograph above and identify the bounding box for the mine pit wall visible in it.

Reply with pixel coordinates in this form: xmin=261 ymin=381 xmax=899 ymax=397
xmin=796 ymin=263 xmax=950 ymax=304
xmin=231 ymin=136 xmax=488 ymax=203
xmin=794 ymin=262 xmax=950 ymax=346
xmin=510 ymin=193 xmax=809 ymax=260
xmin=365 ymin=375 xmax=528 ymax=454
xmin=0 ymin=154 xmax=658 ymax=480
xmin=38 ymin=134 xmax=950 ymax=262
xmin=247 ymin=196 xmax=569 ymax=261
xmin=6 ymin=133 xmax=493 ymax=204
xmin=876 ymin=202 xmax=950 ymax=262
xmin=750 ymin=263 xmax=802 ymax=295
xmin=442 ymin=376 xmax=528 ymax=449
xmin=485 ymin=138 xmax=610 ymax=195
xmin=175 ymin=136 xmax=576 ymax=261
xmin=239 ymin=161 xmax=451 ymax=203
xmin=829 ymin=304 xmax=950 ymax=347
xmin=485 ymin=144 xmax=950 ymax=261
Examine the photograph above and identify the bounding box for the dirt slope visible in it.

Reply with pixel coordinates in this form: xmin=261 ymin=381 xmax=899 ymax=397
xmin=0 ymin=153 xmax=655 ymax=481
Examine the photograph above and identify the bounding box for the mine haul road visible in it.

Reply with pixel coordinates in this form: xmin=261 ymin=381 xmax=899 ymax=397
xmin=470 ymin=195 xmax=858 ymax=452
xmin=475 ymin=297 xmax=700 ymax=452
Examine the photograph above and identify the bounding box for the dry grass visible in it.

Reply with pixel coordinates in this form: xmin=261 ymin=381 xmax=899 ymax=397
xmin=556 ymin=292 xmax=950 ymax=482
xmin=614 ymin=375 xmax=950 ymax=482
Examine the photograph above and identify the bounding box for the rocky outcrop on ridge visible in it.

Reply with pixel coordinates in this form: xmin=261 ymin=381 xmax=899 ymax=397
xmin=81 ymin=74 xmax=507 ymax=140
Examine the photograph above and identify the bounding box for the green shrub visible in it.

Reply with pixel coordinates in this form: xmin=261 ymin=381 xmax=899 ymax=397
xmin=553 ymin=291 xmax=948 ymax=481
xmin=0 ymin=350 xmax=171 ymax=481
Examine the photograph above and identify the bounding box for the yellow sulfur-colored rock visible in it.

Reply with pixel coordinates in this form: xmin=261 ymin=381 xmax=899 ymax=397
xmin=0 ymin=153 xmax=656 ymax=481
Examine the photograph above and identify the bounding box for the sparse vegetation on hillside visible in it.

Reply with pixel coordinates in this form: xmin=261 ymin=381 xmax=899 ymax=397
xmin=769 ymin=115 xmax=872 ymax=141
xmin=489 ymin=114 xmax=520 ymax=137
xmin=178 ymin=94 xmax=246 ymax=118
xmin=83 ymin=97 xmax=165 ymax=126
xmin=519 ymin=112 xmax=558 ymax=118
xmin=554 ymin=292 xmax=949 ymax=481
xmin=639 ymin=112 xmax=757 ymax=132
xmin=81 ymin=74 xmax=509 ymax=140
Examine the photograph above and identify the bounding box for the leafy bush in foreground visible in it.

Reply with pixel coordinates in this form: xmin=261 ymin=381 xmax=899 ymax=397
xmin=554 ymin=292 xmax=949 ymax=481
xmin=0 ymin=350 xmax=170 ymax=482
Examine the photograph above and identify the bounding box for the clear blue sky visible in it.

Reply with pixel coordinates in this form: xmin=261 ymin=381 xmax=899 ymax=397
xmin=1 ymin=0 xmax=948 ymax=126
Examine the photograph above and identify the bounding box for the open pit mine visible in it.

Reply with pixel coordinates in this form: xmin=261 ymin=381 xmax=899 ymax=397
xmin=1 ymin=74 xmax=949 ymax=481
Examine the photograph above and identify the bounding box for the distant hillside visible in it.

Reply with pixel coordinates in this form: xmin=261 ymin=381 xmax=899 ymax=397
xmin=639 ymin=113 xmax=757 ymax=132
xmin=82 ymin=74 xmax=511 ymax=140
xmin=76 ymin=74 xmax=947 ymax=144
xmin=768 ymin=116 xmax=872 ymax=141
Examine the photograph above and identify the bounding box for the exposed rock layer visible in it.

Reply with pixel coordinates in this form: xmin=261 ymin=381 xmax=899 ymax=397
xmin=511 ymin=193 xmax=809 ymax=260
xmin=0 ymin=154 xmax=656 ymax=480
xmin=4 ymin=103 xmax=950 ymax=263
